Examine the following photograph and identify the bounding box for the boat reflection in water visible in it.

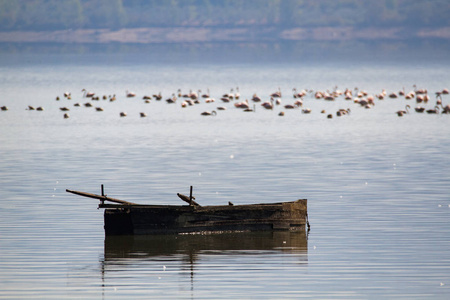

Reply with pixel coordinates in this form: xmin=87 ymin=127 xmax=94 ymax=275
xmin=101 ymin=231 xmax=308 ymax=286
xmin=104 ymin=231 xmax=308 ymax=259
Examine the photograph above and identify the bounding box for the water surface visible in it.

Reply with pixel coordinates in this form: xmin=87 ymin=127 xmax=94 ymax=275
xmin=1 ymin=50 xmax=450 ymax=299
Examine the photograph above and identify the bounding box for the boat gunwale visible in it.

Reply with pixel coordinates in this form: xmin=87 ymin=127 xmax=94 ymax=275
xmin=99 ymin=199 xmax=307 ymax=210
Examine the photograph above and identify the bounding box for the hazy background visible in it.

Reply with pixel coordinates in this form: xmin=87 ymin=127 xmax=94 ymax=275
xmin=0 ymin=0 xmax=449 ymax=63
xmin=1 ymin=0 xmax=449 ymax=33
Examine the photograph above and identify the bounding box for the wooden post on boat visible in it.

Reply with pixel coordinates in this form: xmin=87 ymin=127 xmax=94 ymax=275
xmin=306 ymin=212 xmax=310 ymax=231
xmin=101 ymin=184 xmax=105 ymax=205
xmin=177 ymin=186 xmax=201 ymax=206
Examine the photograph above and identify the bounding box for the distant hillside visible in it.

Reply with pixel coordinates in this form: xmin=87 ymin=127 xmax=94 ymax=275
xmin=2 ymin=0 xmax=450 ymax=31
xmin=0 ymin=0 xmax=449 ymax=43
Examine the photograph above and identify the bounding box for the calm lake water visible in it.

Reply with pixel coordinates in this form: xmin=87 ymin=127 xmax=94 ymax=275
xmin=1 ymin=45 xmax=450 ymax=299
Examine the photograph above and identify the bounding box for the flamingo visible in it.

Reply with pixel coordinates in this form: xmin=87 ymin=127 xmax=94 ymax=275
xmin=189 ymin=90 xmax=199 ymax=100
xmin=356 ymin=99 xmax=369 ymax=106
xmin=414 ymin=85 xmax=427 ymax=94
xmin=396 ymin=105 xmax=410 ymax=117
xmin=201 ymin=110 xmax=217 ymax=116
xmin=415 ymin=106 xmax=425 ymax=113
xmin=376 ymin=92 xmax=385 ymax=100
xmin=153 ymin=93 xmax=162 ymax=100
xmin=202 ymin=89 xmax=210 ymax=98
xmin=336 ymin=108 xmax=350 ymax=116
xmin=223 ymin=89 xmax=234 ymax=99
xmin=389 ymin=92 xmax=398 ymax=98
xmin=234 ymin=99 xmax=249 ymax=109
xmin=166 ymin=94 xmax=177 ymax=103
xmin=299 ymin=89 xmax=307 ymax=98
xmin=426 ymin=106 xmax=440 ymax=114
xmin=82 ymin=89 xmax=95 ymax=98
xmin=315 ymin=91 xmax=324 ymax=99
xmin=270 ymin=88 xmax=282 ymax=98
xmin=294 ymin=99 xmax=303 ymax=107
xmin=292 ymin=88 xmax=306 ymax=98
xmin=251 ymin=94 xmax=262 ymax=102
xmin=261 ymin=98 xmax=274 ymax=110
xmin=405 ymin=92 xmax=415 ymax=100
xmin=235 ymin=87 xmax=240 ymax=99
xmin=324 ymin=92 xmax=335 ymax=101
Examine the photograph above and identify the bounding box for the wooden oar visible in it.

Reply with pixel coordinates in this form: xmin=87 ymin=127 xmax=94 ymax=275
xmin=66 ymin=189 xmax=137 ymax=205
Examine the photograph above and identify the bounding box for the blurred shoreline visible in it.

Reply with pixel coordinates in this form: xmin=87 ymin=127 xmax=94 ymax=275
xmin=0 ymin=26 xmax=449 ymax=44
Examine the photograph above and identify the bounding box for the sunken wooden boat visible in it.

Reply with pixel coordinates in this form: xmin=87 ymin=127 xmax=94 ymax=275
xmin=66 ymin=185 xmax=309 ymax=235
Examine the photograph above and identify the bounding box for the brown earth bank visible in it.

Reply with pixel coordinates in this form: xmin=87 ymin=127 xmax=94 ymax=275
xmin=0 ymin=26 xmax=449 ymax=44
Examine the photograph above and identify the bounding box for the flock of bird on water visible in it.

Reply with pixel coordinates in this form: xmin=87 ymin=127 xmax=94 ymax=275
xmin=1 ymin=86 xmax=449 ymax=118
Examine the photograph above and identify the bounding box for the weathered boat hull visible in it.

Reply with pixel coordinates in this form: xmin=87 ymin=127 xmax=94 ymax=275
xmin=101 ymin=199 xmax=307 ymax=235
